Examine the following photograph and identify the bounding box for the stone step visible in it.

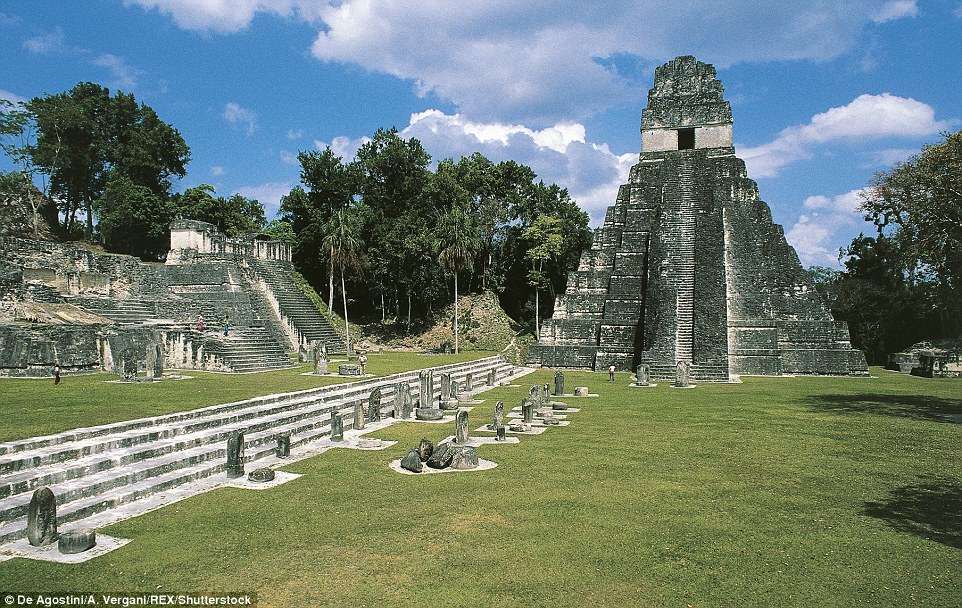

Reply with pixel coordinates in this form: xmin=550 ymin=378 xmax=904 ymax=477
xmin=0 ymin=357 xmax=523 ymax=544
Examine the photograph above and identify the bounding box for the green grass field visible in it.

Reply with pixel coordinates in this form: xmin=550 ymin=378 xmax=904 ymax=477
xmin=0 ymin=363 xmax=960 ymax=607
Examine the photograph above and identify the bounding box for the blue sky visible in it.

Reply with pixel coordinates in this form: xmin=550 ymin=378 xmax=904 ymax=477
xmin=1 ymin=0 xmax=960 ymax=267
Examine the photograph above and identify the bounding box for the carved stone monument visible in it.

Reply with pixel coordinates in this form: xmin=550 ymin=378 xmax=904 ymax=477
xmin=226 ymin=431 xmax=245 ymax=479
xmin=553 ymin=371 xmax=564 ymax=396
xmin=27 ymin=487 xmax=58 ymax=546
xmin=522 ymin=399 xmax=534 ymax=423
xmin=674 ymin=360 xmax=691 ymax=388
xmin=368 ymin=388 xmax=382 ymax=422
xmin=636 ymin=364 xmax=650 ymax=386
xmin=354 ymin=401 xmax=365 ymax=430
xmin=439 ymin=373 xmax=458 ymax=409
xmin=464 ymin=372 xmax=473 ymax=392
xmin=455 ymin=410 xmax=469 ymax=444
xmin=394 ymin=382 xmax=413 ymax=419
xmin=528 ymin=55 xmax=867 ymax=381
xmin=312 ymin=340 xmax=328 ymax=375
xmin=487 ymin=368 xmax=497 ymax=386
xmin=275 ymin=434 xmax=291 ymax=458
xmin=418 ymin=370 xmax=433 ymax=408
xmin=493 ymin=401 xmax=505 ymax=441
xmin=330 ymin=411 xmax=344 ymax=441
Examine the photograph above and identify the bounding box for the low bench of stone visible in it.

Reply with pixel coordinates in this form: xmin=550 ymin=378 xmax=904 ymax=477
xmin=338 ymin=364 xmax=363 ymax=376
xmin=0 ymin=355 xmax=531 ymax=547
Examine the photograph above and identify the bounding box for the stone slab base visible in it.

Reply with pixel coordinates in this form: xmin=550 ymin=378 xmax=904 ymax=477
xmin=388 ymin=458 xmax=498 ymax=475
xmin=506 ymin=412 xmax=569 ymax=421
xmin=477 ymin=425 xmax=547 ymax=435
xmin=669 ymin=384 xmax=697 ymax=389
xmin=439 ymin=435 xmax=520 ymax=447
xmin=510 ymin=406 xmax=580 ymax=413
xmin=629 ymin=383 xmax=658 ymax=388
xmin=224 ymin=470 xmax=302 ymax=491
xmin=1 ymin=534 xmax=131 ymax=564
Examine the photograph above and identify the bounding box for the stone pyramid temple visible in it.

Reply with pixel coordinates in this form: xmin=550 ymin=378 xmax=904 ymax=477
xmin=528 ymin=56 xmax=868 ymax=381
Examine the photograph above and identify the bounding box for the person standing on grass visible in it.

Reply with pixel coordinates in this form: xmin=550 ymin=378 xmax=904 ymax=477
xmin=358 ymin=353 xmax=368 ymax=374
xmin=608 ymin=364 xmax=615 ymax=382
xmin=52 ymin=364 xmax=61 ymax=385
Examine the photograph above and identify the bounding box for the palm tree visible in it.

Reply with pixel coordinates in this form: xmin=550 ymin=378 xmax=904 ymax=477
xmin=437 ymin=204 xmax=478 ymax=354
xmin=323 ymin=205 xmax=364 ymax=353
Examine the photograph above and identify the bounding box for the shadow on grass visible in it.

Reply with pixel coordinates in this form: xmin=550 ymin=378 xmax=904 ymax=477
xmin=803 ymin=393 xmax=962 ymax=423
xmin=864 ymin=477 xmax=962 ymax=549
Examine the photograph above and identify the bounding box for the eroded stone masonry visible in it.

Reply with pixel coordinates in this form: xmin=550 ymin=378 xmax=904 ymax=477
xmin=529 ymin=56 xmax=867 ymax=381
xmin=0 ymin=220 xmax=343 ymax=376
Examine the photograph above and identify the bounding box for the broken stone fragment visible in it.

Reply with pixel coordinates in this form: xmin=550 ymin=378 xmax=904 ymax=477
xmin=426 ymin=441 xmax=455 ymax=469
xmin=416 ymin=437 xmax=434 ymax=461
xmin=400 ymin=449 xmax=423 ymax=473
xmin=248 ymin=467 xmax=275 ymax=482
xmin=415 ymin=408 xmax=444 ymax=421
xmin=58 ymin=529 xmax=96 ymax=554
xmin=574 ymin=387 xmax=589 ymax=397
xmin=449 ymin=445 xmax=479 ymax=470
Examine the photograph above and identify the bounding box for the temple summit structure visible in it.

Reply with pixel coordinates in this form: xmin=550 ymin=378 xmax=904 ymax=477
xmin=528 ymin=56 xmax=868 ymax=381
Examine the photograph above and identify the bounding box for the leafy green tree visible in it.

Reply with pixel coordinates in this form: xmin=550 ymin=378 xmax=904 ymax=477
xmin=94 ymin=173 xmax=174 ymax=259
xmin=261 ymin=219 xmax=295 ymax=244
xmin=355 ymin=128 xmax=432 ymax=321
xmin=287 ymin=149 xmax=359 ymax=308
xmin=0 ymin=100 xmax=56 ymax=238
xmin=524 ymin=214 xmax=563 ymax=334
xmin=172 ymin=185 xmax=264 ymax=236
xmin=323 ymin=205 xmax=365 ymax=353
xmin=434 ymin=163 xmax=479 ymax=353
xmin=24 ymin=83 xmax=188 ymax=241
xmin=860 ymin=129 xmax=962 ymax=337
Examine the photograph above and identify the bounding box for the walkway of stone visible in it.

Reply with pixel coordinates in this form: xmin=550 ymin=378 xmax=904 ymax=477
xmin=0 ymin=356 xmax=533 ymax=553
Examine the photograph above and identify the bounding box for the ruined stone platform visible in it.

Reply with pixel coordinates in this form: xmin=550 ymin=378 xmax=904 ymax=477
xmin=0 ymin=356 xmax=533 ymax=551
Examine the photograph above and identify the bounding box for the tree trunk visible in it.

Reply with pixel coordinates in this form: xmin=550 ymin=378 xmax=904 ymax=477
xmin=535 ymin=287 xmax=540 ymax=338
xmin=453 ymin=271 xmax=460 ymax=354
xmin=381 ymin=289 xmax=385 ymax=323
xmin=341 ymin=268 xmax=351 ymax=354
xmin=85 ymin=195 xmax=93 ymax=241
xmin=407 ymin=290 xmax=412 ymax=332
xmin=328 ymin=249 xmax=335 ymax=311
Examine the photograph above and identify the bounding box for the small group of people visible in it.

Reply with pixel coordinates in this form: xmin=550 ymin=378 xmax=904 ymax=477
xmin=196 ymin=314 xmax=230 ymax=336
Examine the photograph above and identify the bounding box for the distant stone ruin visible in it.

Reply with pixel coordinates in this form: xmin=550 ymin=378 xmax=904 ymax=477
xmin=0 ymin=220 xmax=343 ymax=376
xmin=529 ymin=56 xmax=867 ymax=381
xmin=887 ymin=340 xmax=962 ymax=378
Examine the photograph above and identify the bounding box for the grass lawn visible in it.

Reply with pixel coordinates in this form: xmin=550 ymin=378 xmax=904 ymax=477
xmin=0 ymin=350 xmax=493 ymax=442
xmin=1 ymin=366 xmax=960 ymax=607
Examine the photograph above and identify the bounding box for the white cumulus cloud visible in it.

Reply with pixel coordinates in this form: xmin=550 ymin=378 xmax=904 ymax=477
xmin=236 ymin=181 xmax=295 ymax=218
xmin=126 ymin=1 xmax=922 ymax=123
xmin=739 ymin=93 xmax=949 ymax=177
xmin=92 ymin=53 xmax=143 ymax=90
xmin=222 ymin=102 xmax=257 ymax=136
xmin=872 ymin=0 xmax=918 ymax=22
xmin=124 ymin=0 xmax=324 ymax=33
xmin=785 ymin=189 xmax=873 ymax=266
xmin=22 ymin=27 xmax=65 ymax=54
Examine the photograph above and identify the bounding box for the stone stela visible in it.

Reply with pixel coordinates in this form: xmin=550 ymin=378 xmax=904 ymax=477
xmin=528 ymin=56 xmax=868 ymax=382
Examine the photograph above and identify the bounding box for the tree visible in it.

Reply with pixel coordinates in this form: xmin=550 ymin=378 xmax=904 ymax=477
xmin=323 ymin=205 xmax=365 ymax=353
xmin=0 ymin=100 xmax=55 ymax=238
xmin=25 ymin=83 xmax=188 ymax=241
xmin=860 ymin=129 xmax=962 ymax=338
xmin=287 ymin=149 xmax=359 ymax=308
xmin=95 ymin=173 xmax=174 ymax=259
xmin=524 ymin=214 xmax=563 ymax=334
xmin=434 ymin=163 xmax=479 ymax=354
